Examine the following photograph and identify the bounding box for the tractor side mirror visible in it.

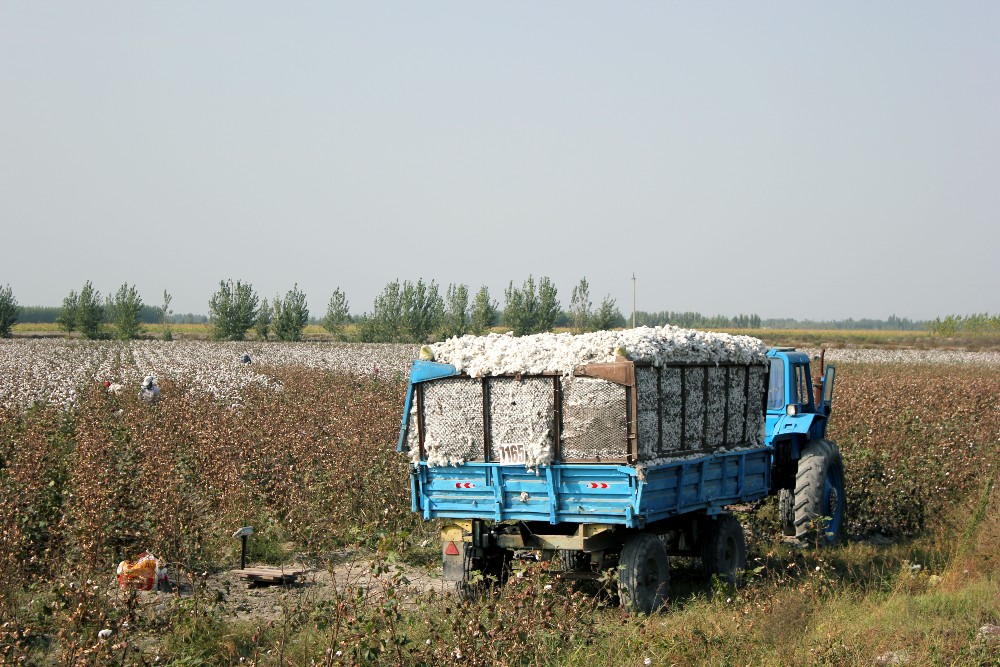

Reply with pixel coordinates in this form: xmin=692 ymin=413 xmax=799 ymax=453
xmin=822 ymin=365 xmax=836 ymax=406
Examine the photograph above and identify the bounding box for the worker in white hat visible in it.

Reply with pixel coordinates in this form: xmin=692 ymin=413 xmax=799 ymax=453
xmin=139 ymin=375 xmax=161 ymax=404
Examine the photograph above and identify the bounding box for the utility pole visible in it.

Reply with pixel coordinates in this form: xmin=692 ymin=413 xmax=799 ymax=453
xmin=631 ymin=273 xmax=636 ymax=329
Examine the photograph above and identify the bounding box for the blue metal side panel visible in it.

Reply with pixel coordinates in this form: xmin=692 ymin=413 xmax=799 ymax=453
xmin=552 ymin=466 xmax=636 ymax=524
xmin=417 ymin=465 xmax=495 ymax=520
xmin=412 ymin=448 xmax=772 ymax=527
xmin=640 ymin=450 xmax=770 ymax=523
xmin=409 ymin=360 xmax=459 ymax=383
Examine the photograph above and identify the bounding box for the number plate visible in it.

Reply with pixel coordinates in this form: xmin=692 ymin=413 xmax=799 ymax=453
xmin=496 ymin=443 xmax=526 ymax=465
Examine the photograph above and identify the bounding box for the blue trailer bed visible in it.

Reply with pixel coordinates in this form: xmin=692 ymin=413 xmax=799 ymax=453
xmin=412 ymin=446 xmax=771 ymax=529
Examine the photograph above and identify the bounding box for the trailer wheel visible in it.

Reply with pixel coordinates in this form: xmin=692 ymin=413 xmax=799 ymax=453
xmin=559 ymin=549 xmax=590 ymax=572
xmin=618 ymin=533 xmax=669 ymax=614
xmin=793 ymin=439 xmax=846 ymax=544
xmin=453 ymin=544 xmax=510 ymax=600
xmin=779 ymin=489 xmax=796 ymax=536
xmin=453 ymin=543 xmax=481 ymax=600
xmin=701 ymin=513 xmax=746 ymax=588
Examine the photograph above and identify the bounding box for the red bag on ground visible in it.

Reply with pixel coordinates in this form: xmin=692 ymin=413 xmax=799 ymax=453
xmin=117 ymin=552 xmax=159 ymax=591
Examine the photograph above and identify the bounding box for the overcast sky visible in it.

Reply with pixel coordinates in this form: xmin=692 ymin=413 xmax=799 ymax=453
xmin=2 ymin=1 xmax=997 ymax=321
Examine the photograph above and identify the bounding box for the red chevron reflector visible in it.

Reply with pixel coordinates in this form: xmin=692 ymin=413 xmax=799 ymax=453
xmin=445 ymin=541 xmax=460 ymax=556
xmin=588 ymin=482 xmax=609 ymax=489
xmin=454 ymin=482 xmax=475 ymax=489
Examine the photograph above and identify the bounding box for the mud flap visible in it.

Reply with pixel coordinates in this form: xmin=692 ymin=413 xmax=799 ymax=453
xmin=442 ymin=541 xmax=468 ymax=581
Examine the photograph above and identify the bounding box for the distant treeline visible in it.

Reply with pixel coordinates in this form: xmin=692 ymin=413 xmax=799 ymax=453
xmin=14 ymin=305 xmax=940 ymax=333
xmin=927 ymin=313 xmax=1000 ymax=336
xmin=7 ymin=281 xmax=994 ymax=343
xmin=760 ymin=314 xmax=926 ymax=331
xmin=17 ymin=305 xmax=207 ymax=325
xmin=635 ymin=311 xmax=763 ymax=329
xmin=613 ymin=312 xmax=936 ymax=331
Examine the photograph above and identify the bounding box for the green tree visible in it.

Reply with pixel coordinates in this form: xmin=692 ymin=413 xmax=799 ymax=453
xmin=359 ymin=278 xmax=443 ymax=343
xmin=503 ymin=275 xmax=559 ymax=335
xmin=401 ymin=279 xmax=444 ymax=342
xmin=536 ymin=277 xmax=559 ymax=333
xmin=0 ymin=284 xmax=20 ymax=338
xmin=209 ymin=279 xmax=259 ymax=341
xmin=569 ymin=278 xmax=592 ymax=334
xmin=358 ymin=280 xmax=404 ymax=343
xmin=503 ymin=276 xmax=537 ymax=336
xmin=273 ymin=284 xmax=309 ymax=341
xmin=107 ymin=283 xmax=144 ymax=340
xmin=322 ymin=288 xmax=351 ymax=340
xmin=443 ymin=283 xmax=470 ymax=338
xmin=469 ymin=285 xmax=498 ymax=335
xmin=593 ymin=294 xmax=625 ymax=331
xmin=255 ymin=298 xmax=272 ymax=340
xmin=161 ymin=290 xmax=174 ymax=340
xmin=77 ymin=281 xmax=104 ymax=339
xmin=57 ymin=290 xmax=79 ymax=333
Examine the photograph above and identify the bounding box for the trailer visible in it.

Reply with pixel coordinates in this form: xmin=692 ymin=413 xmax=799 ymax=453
xmin=398 ymin=328 xmax=843 ymax=613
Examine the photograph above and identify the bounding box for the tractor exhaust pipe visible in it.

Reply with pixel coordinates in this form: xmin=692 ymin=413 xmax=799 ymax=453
xmin=813 ymin=349 xmax=825 ymax=407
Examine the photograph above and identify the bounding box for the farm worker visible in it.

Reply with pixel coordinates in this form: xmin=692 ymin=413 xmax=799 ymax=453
xmin=241 ymin=353 xmax=252 ymax=365
xmin=139 ymin=375 xmax=161 ymax=404
xmin=106 ymin=380 xmax=124 ymax=395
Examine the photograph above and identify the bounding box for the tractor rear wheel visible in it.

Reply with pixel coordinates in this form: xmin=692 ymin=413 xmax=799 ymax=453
xmin=779 ymin=489 xmax=796 ymax=536
xmin=618 ymin=532 xmax=669 ymax=614
xmin=793 ymin=439 xmax=846 ymax=543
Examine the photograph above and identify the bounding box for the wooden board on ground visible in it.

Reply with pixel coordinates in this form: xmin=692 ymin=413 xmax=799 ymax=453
xmin=233 ymin=566 xmax=313 ymax=586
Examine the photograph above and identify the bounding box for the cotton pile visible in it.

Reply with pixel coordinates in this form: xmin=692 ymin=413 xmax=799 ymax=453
xmin=430 ymin=326 xmax=768 ymax=377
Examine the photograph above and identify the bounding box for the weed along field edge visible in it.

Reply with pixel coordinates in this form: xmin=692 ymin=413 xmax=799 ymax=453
xmin=1 ymin=337 xmax=998 ymax=665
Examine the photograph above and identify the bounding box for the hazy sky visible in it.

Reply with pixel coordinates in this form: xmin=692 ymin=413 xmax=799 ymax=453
xmin=2 ymin=2 xmax=997 ymax=321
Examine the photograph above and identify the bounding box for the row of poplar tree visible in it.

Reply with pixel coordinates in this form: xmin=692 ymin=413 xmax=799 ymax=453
xmin=0 ymin=277 xmax=624 ymax=342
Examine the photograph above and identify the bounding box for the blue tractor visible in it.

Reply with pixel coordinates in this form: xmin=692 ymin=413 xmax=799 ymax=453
xmin=765 ymin=348 xmax=844 ymax=542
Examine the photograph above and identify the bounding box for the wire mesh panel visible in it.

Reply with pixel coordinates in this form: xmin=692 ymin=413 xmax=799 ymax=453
xmin=488 ymin=377 xmax=554 ymax=465
xmin=422 ymin=378 xmax=485 ymax=463
xmin=561 ymin=376 xmax=628 ymax=461
xmin=726 ymin=366 xmax=748 ymax=446
xmin=705 ymin=367 xmax=728 ymax=447
xmin=682 ymin=367 xmax=705 ymax=451
xmin=659 ymin=367 xmax=683 ymax=455
xmin=746 ymin=365 xmax=767 ymax=446
xmin=633 ymin=363 xmax=768 ymax=462
xmin=635 ymin=367 xmax=659 ymax=459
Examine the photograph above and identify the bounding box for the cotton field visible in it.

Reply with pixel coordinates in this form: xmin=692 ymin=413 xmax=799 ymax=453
xmin=3 ymin=337 xmax=999 ymax=412
xmin=0 ymin=339 xmax=419 ymax=410
xmin=803 ymin=347 xmax=1000 ymax=367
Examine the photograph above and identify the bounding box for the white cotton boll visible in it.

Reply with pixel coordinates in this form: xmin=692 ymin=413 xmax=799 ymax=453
xmin=431 ymin=326 xmax=767 ymax=377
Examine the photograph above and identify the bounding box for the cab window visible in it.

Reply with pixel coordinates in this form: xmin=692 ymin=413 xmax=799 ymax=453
xmin=792 ymin=364 xmax=813 ymax=409
xmin=767 ymin=358 xmax=784 ymax=410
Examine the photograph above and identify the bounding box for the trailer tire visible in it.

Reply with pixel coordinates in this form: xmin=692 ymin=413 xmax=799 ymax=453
xmin=618 ymin=533 xmax=669 ymax=614
xmin=453 ymin=544 xmax=510 ymax=600
xmin=779 ymin=489 xmax=796 ymax=536
xmin=453 ymin=543 xmax=481 ymax=600
xmin=793 ymin=439 xmax=846 ymax=544
xmin=701 ymin=513 xmax=746 ymax=588
xmin=559 ymin=549 xmax=590 ymax=572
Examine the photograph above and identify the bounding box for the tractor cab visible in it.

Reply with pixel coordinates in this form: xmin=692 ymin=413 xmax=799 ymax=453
xmin=764 ymin=348 xmax=836 ymax=449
